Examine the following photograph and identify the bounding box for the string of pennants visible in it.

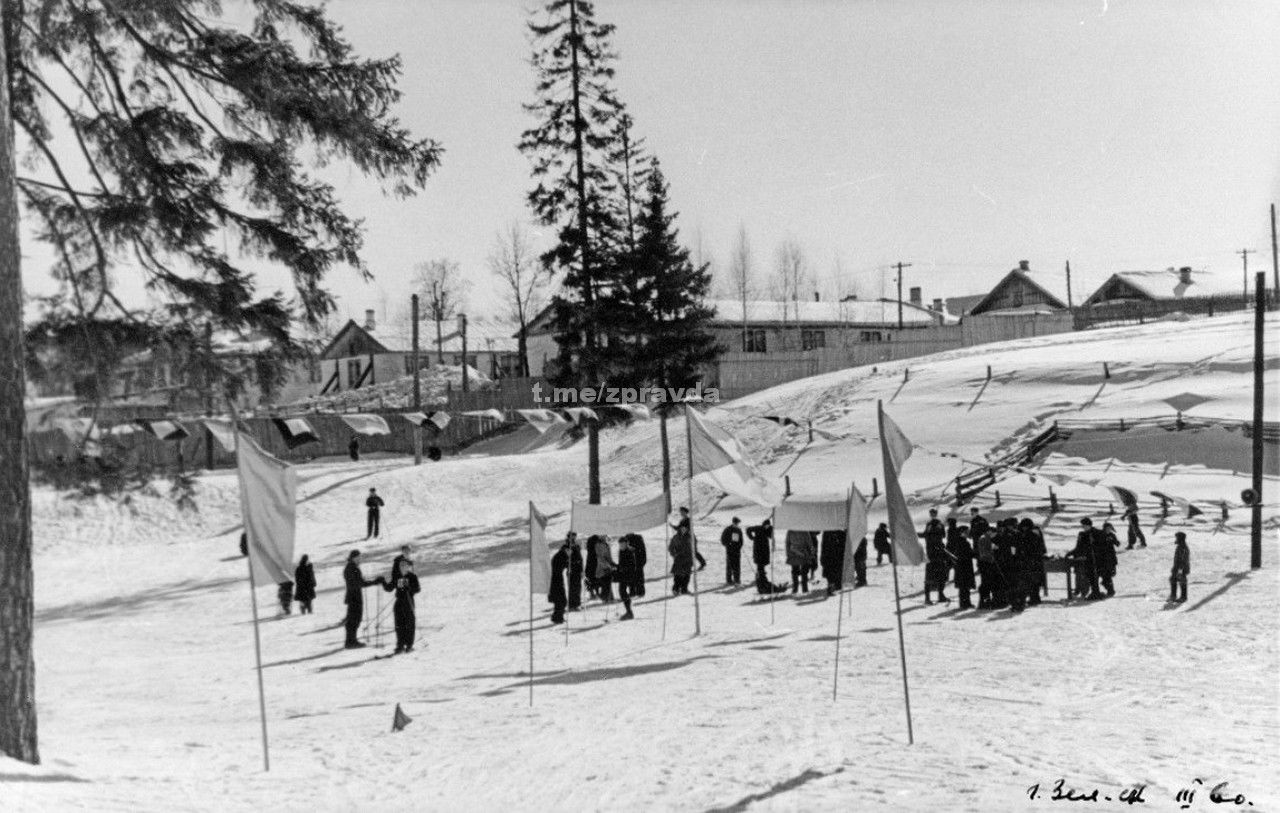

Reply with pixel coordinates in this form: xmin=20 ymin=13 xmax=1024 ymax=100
xmin=747 ymin=412 xmax=1217 ymax=518
xmin=50 ymin=403 xmax=655 ymax=455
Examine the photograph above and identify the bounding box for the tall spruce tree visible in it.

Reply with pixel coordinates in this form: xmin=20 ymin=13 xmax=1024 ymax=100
xmin=630 ymin=164 xmax=720 ymax=493
xmin=1 ymin=0 xmax=440 ymax=763
xmin=519 ymin=0 xmax=623 ymax=504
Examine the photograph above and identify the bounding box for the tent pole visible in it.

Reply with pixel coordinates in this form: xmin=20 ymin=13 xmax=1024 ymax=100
xmin=231 ymin=401 xmax=271 ymax=771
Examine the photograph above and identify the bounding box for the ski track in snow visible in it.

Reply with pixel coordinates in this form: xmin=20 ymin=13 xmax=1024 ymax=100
xmin=6 ymin=312 xmax=1280 ymax=812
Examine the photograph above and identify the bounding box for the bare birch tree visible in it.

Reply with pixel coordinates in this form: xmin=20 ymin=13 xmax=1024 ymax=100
xmin=414 ymin=259 xmax=471 ymax=363
xmin=487 ymin=222 xmax=553 ymax=377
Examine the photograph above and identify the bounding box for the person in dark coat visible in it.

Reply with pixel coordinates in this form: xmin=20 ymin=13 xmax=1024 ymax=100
xmin=381 ymin=556 xmax=421 ymax=653
xmin=785 ymin=530 xmax=817 ymax=594
xmin=852 ymin=537 xmax=868 ymax=587
xmin=584 ymin=532 xmax=599 ymax=598
xmin=873 ymin=522 xmax=893 ymax=565
xmin=239 ymin=532 xmax=248 ymax=557
xmin=1169 ymin=532 xmax=1190 ymax=603
xmin=1018 ymin=519 xmax=1047 ymax=606
xmin=277 ymin=580 xmax=294 ymax=615
xmin=946 ymin=520 xmax=976 ymax=609
xmin=566 ymin=533 xmax=584 ymax=610
xmin=993 ymin=519 xmax=1021 ymax=610
xmin=343 ymin=550 xmax=382 ymax=649
xmin=1123 ymin=505 xmax=1147 ymax=549
xmin=669 ymin=528 xmax=694 ymax=594
xmin=974 ymin=526 xmax=998 ymax=608
xmin=294 ymin=555 xmax=316 ymax=614
xmin=822 ymin=530 xmax=847 ymax=594
xmin=348 ymin=435 xmax=360 ymax=462
xmin=548 ymin=540 xmax=569 ymax=624
xmin=365 ymin=488 xmax=385 ymax=539
xmin=628 ymin=533 xmax=648 ymax=597
xmin=672 ymin=507 xmax=707 ymax=571
xmin=748 ymin=519 xmax=774 ymax=587
xmin=920 ymin=509 xmax=950 ymax=604
xmin=1092 ymin=519 xmax=1118 ymax=597
xmin=721 ymin=517 xmax=745 ymax=585
xmin=615 ymin=536 xmax=639 ymax=620
xmin=592 ymin=535 xmax=617 ymax=602
xmin=1070 ymin=518 xmax=1102 ymax=600
xmin=968 ymin=507 xmax=990 ymax=545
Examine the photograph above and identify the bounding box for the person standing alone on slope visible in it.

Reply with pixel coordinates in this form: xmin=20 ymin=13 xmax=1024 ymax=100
xmin=365 ymin=488 xmax=385 ymax=540
xmin=721 ymin=517 xmax=744 ymax=586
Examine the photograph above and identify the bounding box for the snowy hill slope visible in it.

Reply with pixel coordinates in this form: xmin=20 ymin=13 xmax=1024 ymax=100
xmin=9 ymin=312 xmax=1279 ymax=811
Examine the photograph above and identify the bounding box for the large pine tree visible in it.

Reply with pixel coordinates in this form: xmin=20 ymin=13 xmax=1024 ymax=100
xmin=519 ymin=0 xmax=623 ymax=504
xmin=1 ymin=0 xmax=440 ymax=763
xmin=629 ymin=164 xmax=720 ymax=492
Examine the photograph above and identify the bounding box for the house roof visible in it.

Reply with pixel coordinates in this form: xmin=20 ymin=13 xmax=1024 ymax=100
xmin=321 ymin=316 xmax=520 ymax=358
xmin=1082 ymin=269 xmax=1242 ymax=305
xmin=967 ymin=266 xmax=1070 ymax=315
xmin=944 ymin=293 xmax=988 ymax=316
xmin=707 ymin=298 xmax=953 ymax=326
xmin=318 ymin=319 xmax=392 ymax=359
xmin=523 ymin=297 xmax=955 ymax=336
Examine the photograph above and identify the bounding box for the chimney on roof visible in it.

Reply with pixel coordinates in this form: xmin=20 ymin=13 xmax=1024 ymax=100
xmin=909 ymin=286 xmax=922 ymax=305
xmin=932 ymin=298 xmax=944 ymax=312
xmin=814 ymin=291 xmax=820 ymax=302
xmin=1018 ymin=260 xmax=1030 ymax=271
xmin=364 ymin=309 xmax=376 ymax=331
xmin=1179 ymin=266 xmax=1193 ymax=285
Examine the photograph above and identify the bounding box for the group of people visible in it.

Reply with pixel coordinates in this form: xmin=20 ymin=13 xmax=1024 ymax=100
xmin=547 ymin=531 xmax=648 ymax=623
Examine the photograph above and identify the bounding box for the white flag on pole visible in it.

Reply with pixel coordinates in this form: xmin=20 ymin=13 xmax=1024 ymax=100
xmin=686 ymin=407 xmax=783 ymax=507
xmin=237 ymin=432 xmax=297 ymax=585
xmin=529 ymin=502 xmax=553 ymax=595
xmin=878 ymin=405 xmax=924 ymax=566
xmin=843 ymin=484 xmax=869 ymax=584
xmin=202 ymin=418 xmax=237 ymax=452
xmin=340 ymin=413 xmax=391 ymax=436
xmin=517 ymin=409 xmax=568 ymax=434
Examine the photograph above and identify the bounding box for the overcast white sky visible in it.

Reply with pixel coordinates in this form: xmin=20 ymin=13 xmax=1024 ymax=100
xmin=22 ymin=0 xmax=1280 ymax=326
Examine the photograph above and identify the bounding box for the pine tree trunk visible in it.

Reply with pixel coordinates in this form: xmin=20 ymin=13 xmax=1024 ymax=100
xmin=660 ymin=411 xmax=671 ymax=495
xmin=0 ymin=0 xmax=40 ymax=763
xmin=588 ymin=423 xmax=600 ymax=504
xmin=517 ymin=326 xmax=529 ymax=378
xmin=435 ymin=318 xmax=444 ymax=364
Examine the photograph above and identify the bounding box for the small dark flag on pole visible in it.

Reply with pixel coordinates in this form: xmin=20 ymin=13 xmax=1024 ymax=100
xmin=391 ymin=703 xmax=412 ymax=733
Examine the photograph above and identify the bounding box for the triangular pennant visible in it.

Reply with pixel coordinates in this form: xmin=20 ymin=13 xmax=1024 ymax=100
xmin=391 ymin=703 xmax=412 ymax=732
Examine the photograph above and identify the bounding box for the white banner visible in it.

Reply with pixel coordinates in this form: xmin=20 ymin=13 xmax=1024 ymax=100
xmin=570 ymin=492 xmax=671 ymax=536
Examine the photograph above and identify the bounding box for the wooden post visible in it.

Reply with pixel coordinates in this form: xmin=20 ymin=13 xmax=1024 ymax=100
xmin=1103 ymin=361 xmax=1110 ymax=380
xmin=683 ymin=404 xmax=702 ymax=635
xmin=1252 ymin=271 xmax=1265 ymax=570
xmin=994 ymin=490 xmax=1001 ymax=508
xmin=785 ymin=475 xmax=792 ymax=497
xmin=872 ymin=477 xmax=879 ymax=499
xmin=412 ymin=294 xmax=422 ymax=466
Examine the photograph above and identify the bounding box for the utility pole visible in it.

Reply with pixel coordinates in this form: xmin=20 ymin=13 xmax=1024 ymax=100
xmin=893 ymin=261 xmax=912 ymax=330
xmin=1238 ymin=248 xmax=1256 ymax=306
xmin=1270 ymin=203 xmax=1278 ymax=303
xmin=1251 ymin=271 xmax=1265 ymax=569
xmin=458 ymin=312 xmax=469 ymax=394
xmin=1065 ymin=260 xmax=1074 ymax=310
xmin=411 ymin=294 xmax=422 ymax=466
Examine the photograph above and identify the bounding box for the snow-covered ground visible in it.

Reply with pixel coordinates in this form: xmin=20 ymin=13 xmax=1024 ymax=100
xmin=5 ymin=312 xmax=1279 ymax=811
